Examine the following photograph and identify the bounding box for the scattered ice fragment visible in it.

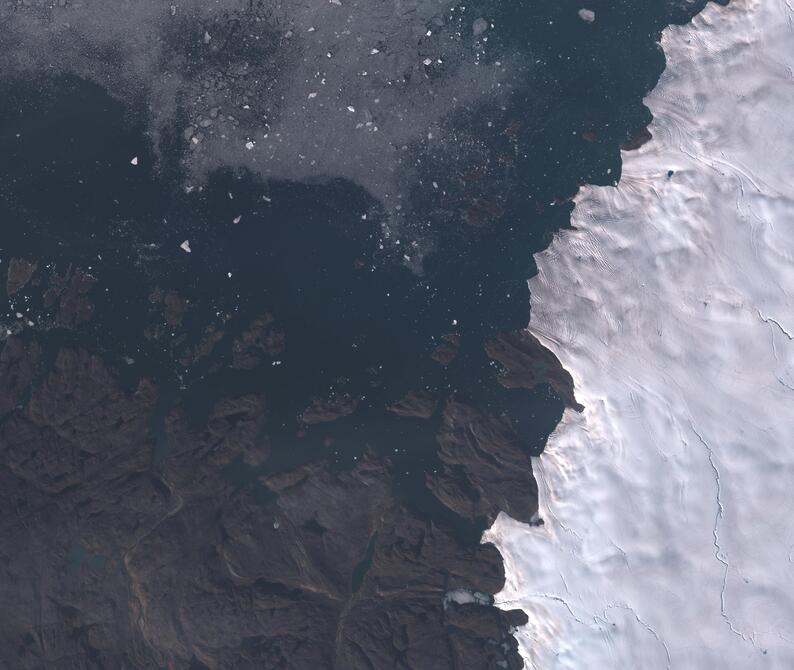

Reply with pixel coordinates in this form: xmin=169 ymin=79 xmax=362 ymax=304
xmin=130 ymin=156 xmax=138 ymax=166
xmin=232 ymin=215 xmax=242 ymax=224
xmin=578 ymin=8 xmax=595 ymax=22
xmin=180 ymin=240 xmax=192 ymax=253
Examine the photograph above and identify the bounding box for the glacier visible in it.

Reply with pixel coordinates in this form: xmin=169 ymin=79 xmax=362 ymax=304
xmin=484 ymin=0 xmax=794 ymax=667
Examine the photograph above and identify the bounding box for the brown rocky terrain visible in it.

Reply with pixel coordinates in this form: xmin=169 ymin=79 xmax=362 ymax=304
xmin=0 ymin=325 xmax=562 ymax=669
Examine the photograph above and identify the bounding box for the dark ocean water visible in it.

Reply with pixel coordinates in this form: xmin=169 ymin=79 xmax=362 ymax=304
xmin=0 ymin=0 xmax=715 ymax=666
xmin=0 ymin=0 xmax=707 ymax=515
